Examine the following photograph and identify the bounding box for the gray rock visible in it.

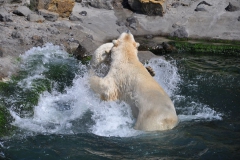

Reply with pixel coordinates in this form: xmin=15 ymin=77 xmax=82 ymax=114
xmin=27 ymin=14 xmax=45 ymax=22
xmin=11 ymin=31 xmax=22 ymax=39
xmin=197 ymin=1 xmax=212 ymax=7
xmin=89 ymin=0 xmax=114 ymax=10
xmin=225 ymin=2 xmax=239 ymax=12
xmin=195 ymin=7 xmax=207 ymax=12
xmin=69 ymin=14 xmax=82 ymax=22
xmin=117 ymin=26 xmax=128 ymax=34
xmin=145 ymin=35 xmax=153 ymax=39
xmin=116 ymin=20 xmax=125 ymax=26
xmin=75 ymin=0 xmax=82 ymax=2
xmin=128 ymin=0 xmax=142 ymax=13
xmin=38 ymin=9 xmax=59 ymax=22
xmin=126 ymin=16 xmax=137 ymax=30
xmin=13 ymin=6 xmax=32 ymax=16
xmin=238 ymin=16 xmax=240 ymax=21
xmin=79 ymin=11 xmax=87 ymax=16
xmin=47 ymin=27 xmax=60 ymax=34
xmin=172 ymin=2 xmax=180 ymax=8
xmin=0 ymin=9 xmax=13 ymax=22
xmin=0 ymin=0 xmax=5 ymax=6
xmin=170 ymin=27 xmax=188 ymax=38
xmin=73 ymin=38 xmax=98 ymax=60
xmin=128 ymin=0 xmax=166 ymax=16
xmin=0 ymin=47 xmax=3 ymax=57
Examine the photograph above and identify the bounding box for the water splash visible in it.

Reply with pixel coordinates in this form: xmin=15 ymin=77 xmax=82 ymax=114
xmin=8 ymin=44 xmax=222 ymax=137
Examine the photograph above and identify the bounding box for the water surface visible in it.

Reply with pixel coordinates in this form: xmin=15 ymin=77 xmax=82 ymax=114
xmin=0 ymin=44 xmax=239 ymax=159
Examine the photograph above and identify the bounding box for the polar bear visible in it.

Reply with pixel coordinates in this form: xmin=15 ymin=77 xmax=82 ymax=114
xmin=89 ymin=32 xmax=178 ymax=131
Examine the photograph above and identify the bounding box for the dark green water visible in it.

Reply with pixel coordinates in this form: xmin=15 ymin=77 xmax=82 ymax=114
xmin=0 ymin=44 xmax=240 ymax=159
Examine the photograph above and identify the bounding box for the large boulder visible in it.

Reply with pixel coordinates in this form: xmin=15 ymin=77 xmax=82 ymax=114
xmin=128 ymin=0 xmax=167 ymax=16
xmin=37 ymin=0 xmax=75 ymax=18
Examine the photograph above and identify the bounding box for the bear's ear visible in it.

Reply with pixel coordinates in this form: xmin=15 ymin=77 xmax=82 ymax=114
xmin=134 ymin=42 xmax=140 ymax=48
xmin=113 ymin=40 xmax=119 ymax=47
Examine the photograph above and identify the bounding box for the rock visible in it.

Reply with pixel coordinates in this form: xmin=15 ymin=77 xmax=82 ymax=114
xmin=0 ymin=0 xmax=5 ymax=6
xmin=238 ymin=16 xmax=240 ymax=21
xmin=197 ymin=1 xmax=212 ymax=7
xmin=69 ymin=14 xmax=82 ymax=22
xmin=27 ymin=14 xmax=45 ymax=22
xmin=31 ymin=35 xmax=44 ymax=46
xmin=0 ymin=47 xmax=3 ymax=57
xmin=13 ymin=6 xmax=32 ymax=16
xmin=128 ymin=0 xmax=167 ymax=16
xmin=162 ymin=42 xmax=177 ymax=53
xmin=0 ymin=8 xmax=13 ymax=22
xmin=126 ymin=16 xmax=137 ymax=30
xmin=38 ymin=9 xmax=59 ymax=22
xmin=194 ymin=7 xmax=207 ymax=12
xmin=145 ymin=34 xmax=153 ymax=39
xmin=117 ymin=26 xmax=129 ymax=34
xmin=73 ymin=38 xmax=98 ymax=60
xmin=116 ymin=20 xmax=125 ymax=26
xmin=47 ymin=27 xmax=60 ymax=34
xmin=225 ymin=2 xmax=239 ymax=12
xmin=11 ymin=31 xmax=22 ymax=39
xmin=89 ymin=0 xmax=114 ymax=10
xmin=37 ymin=0 xmax=75 ymax=18
xmin=75 ymin=0 xmax=82 ymax=2
xmin=171 ymin=2 xmax=180 ymax=8
xmin=79 ymin=11 xmax=87 ymax=16
xmin=170 ymin=27 xmax=188 ymax=38
xmin=0 ymin=56 xmax=18 ymax=79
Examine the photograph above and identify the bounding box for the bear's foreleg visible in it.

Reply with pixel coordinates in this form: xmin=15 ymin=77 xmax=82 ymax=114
xmin=89 ymin=75 xmax=119 ymax=101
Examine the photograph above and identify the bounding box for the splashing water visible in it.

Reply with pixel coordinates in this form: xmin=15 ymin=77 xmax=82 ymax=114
xmin=8 ymin=44 xmax=222 ymax=137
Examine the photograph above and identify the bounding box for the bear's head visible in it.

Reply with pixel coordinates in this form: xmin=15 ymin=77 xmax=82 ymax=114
xmin=111 ymin=32 xmax=140 ymax=61
xmin=112 ymin=32 xmax=140 ymax=48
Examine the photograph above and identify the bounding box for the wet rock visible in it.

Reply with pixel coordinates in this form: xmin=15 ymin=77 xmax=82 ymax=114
xmin=170 ymin=27 xmax=188 ymax=38
xmin=79 ymin=11 xmax=87 ymax=16
xmin=225 ymin=2 xmax=239 ymax=12
xmin=27 ymin=14 xmax=45 ymax=22
xmin=11 ymin=31 xmax=22 ymax=39
xmin=89 ymin=0 xmax=114 ymax=10
xmin=37 ymin=0 xmax=75 ymax=18
xmin=69 ymin=14 xmax=82 ymax=22
xmin=162 ymin=42 xmax=177 ymax=53
xmin=0 ymin=9 xmax=13 ymax=22
xmin=13 ymin=6 xmax=32 ymax=16
xmin=38 ymin=9 xmax=59 ymax=22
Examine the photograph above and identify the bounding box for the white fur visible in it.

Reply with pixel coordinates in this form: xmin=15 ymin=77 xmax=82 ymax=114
xmin=89 ymin=33 xmax=178 ymax=131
